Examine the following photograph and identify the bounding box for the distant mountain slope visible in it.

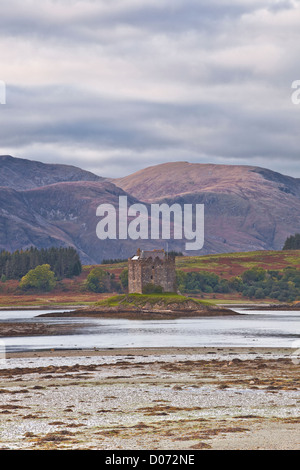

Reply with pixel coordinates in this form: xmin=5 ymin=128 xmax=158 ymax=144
xmin=0 ymin=180 xmax=155 ymax=264
xmin=113 ymin=162 xmax=300 ymax=253
xmin=0 ymin=155 xmax=104 ymax=190
xmin=113 ymin=161 xmax=300 ymax=202
xmin=0 ymin=157 xmax=300 ymax=261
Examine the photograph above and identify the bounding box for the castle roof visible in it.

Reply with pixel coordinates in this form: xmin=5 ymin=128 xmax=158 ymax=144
xmin=131 ymin=249 xmax=165 ymax=261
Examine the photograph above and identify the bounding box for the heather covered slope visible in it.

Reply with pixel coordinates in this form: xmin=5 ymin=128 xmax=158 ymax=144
xmin=113 ymin=162 xmax=300 ymax=253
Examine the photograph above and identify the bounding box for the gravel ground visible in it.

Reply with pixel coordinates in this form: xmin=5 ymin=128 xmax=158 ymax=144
xmin=0 ymin=347 xmax=299 ymax=450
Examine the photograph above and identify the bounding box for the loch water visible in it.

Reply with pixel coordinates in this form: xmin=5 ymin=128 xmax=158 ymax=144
xmin=0 ymin=308 xmax=299 ymax=352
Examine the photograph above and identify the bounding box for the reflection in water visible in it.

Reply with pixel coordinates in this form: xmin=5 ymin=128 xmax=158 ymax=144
xmin=0 ymin=308 xmax=299 ymax=352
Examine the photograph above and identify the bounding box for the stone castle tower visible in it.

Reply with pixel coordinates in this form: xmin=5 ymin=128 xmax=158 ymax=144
xmin=128 ymin=248 xmax=177 ymax=294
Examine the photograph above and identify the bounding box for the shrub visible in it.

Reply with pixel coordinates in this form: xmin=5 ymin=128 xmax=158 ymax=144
xmin=86 ymin=268 xmax=111 ymax=293
xmin=242 ymin=267 xmax=266 ymax=283
xmin=19 ymin=264 xmax=56 ymax=291
xmin=254 ymin=288 xmax=265 ymax=299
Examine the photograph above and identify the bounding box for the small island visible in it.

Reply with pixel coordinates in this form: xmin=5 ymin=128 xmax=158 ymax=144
xmin=40 ymin=293 xmax=236 ymax=320
xmin=40 ymin=248 xmax=238 ymax=320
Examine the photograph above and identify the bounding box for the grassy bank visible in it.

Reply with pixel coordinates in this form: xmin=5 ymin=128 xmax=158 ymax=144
xmin=95 ymin=293 xmax=212 ymax=308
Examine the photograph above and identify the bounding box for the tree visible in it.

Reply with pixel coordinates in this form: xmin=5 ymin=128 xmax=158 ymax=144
xmin=242 ymin=267 xmax=266 ymax=284
xmin=254 ymin=287 xmax=265 ymax=299
xmin=228 ymin=276 xmax=243 ymax=292
xmin=176 ymin=270 xmax=187 ymax=293
xmin=0 ymin=246 xmax=81 ymax=280
xmin=19 ymin=264 xmax=56 ymax=291
xmin=119 ymin=268 xmax=128 ymax=290
xmin=86 ymin=268 xmax=112 ymax=293
xmin=283 ymin=233 xmax=300 ymax=250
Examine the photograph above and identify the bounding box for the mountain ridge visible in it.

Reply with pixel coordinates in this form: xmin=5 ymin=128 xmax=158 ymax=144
xmin=0 ymin=155 xmax=299 ymax=262
xmin=113 ymin=161 xmax=300 ymax=201
xmin=0 ymin=154 xmax=104 ymax=190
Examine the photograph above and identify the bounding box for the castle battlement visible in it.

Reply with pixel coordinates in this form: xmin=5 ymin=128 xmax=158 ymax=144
xmin=128 ymin=249 xmax=177 ymax=294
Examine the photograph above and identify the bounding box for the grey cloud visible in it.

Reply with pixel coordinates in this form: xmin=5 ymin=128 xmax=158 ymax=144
xmin=1 ymin=85 xmax=180 ymax=149
xmin=100 ymin=2 xmax=254 ymax=32
xmin=2 ymin=82 xmax=299 ymax=171
xmin=268 ymin=0 xmax=295 ymax=12
xmin=0 ymin=1 xmax=299 ymax=178
xmin=0 ymin=0 xmax=263 ymax=43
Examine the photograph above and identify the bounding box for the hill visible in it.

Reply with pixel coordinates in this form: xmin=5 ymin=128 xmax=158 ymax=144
xmin=113 ymin=161 xmax=300 ymax=202
xmin=113 ymin=162 xmax=300 ymax=254
xmin=0 ymin=180 xmax=141 ymax=264
xmin=0 ymin=154 xmax=104 ymax=190
xmin=0 ymin=156 xmax=300 ymax=260
xmin=176 ymin=249 xmax=300 ymax=278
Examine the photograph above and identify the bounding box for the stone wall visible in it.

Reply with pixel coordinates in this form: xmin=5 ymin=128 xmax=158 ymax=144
xmin=128 ymin=257 xmax=143 ymax=294
xmin=128 ymin=254 xmax=176 ymax=294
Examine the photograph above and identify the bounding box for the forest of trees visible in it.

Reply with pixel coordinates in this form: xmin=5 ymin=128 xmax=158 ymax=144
xmin=1 ymin=242 xmax=299 ymax=301
xmin=86 ymin=267 xmax=121 ymax=293
xmin=86 ymin=267 xmax=127 ymax=293
xmin=283 ymin=233 xmax=300 ymax=250
xmin=84 ymin=263 xmax=300 ymax=301
xmin=0 ymin=246 xmax=82 ymax=281
xmin=84 ymin=265 xmax=300 ymax=302
xmin=176 ymin=266 xmax=300 ymax=302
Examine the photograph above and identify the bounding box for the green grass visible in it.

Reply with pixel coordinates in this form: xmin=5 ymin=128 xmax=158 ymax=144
xmin=96 ymin=293 xmax=212 ymax=308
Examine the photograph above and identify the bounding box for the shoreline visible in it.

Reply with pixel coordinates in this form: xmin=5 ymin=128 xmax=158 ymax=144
xmin=0 ymin=305 xmax=85 ymax=311
xmin=1 ymin=301 xmax=298 ymax=311
xmin=38 ymin=308 xmax=237 ymax=320
xmin=5 ymin=345 xmax=297 ymax=360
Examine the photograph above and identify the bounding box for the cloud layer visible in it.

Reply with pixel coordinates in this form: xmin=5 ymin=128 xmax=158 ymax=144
xmin=0 ymin=0 xmax=299 ymax=177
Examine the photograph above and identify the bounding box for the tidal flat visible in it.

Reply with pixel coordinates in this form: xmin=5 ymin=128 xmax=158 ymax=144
xmin=0 ymin=347 xmax=299 ymax=450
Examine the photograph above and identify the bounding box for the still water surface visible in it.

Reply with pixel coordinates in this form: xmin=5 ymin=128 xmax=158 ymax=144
xmin=0 ymin=308 xmax=299 ymax=352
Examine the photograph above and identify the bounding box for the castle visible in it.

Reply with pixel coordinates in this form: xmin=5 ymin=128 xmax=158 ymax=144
xmin=128 ymin=248 xmax=177 ymax=294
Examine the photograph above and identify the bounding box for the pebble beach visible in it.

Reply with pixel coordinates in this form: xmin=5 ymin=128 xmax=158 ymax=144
xmin=0 ymin=347 xmax=299 ymax=450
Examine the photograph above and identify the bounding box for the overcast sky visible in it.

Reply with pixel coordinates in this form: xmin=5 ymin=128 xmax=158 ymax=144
xmin=0 ymin=0 xmax=299 ymax=178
